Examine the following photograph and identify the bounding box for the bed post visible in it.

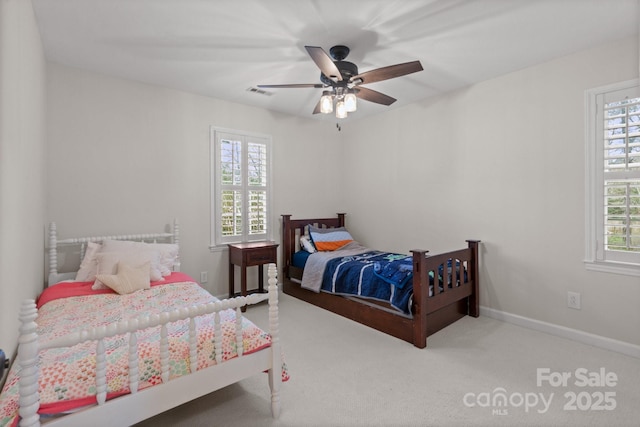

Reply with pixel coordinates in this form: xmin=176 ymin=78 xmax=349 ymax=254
xmin=172 ymin=218 xmax=180 ymax=247
xmin=173 ymin=218 xmax=181 ymax=272
xmin=267 ymin=263 xmax=281 ymax=418
xmin=281 ymin=215 xmax=292 ymax=278
xmin=466 ymin=240 xmax=481 ymax=317
xmin=337 ymin=213 xmax=346 ymax=227
xmin=411 ymin=249 xmax=429 ymax=349
xmin=18 ymin=300 xmax=40 ymax=427
xmin=48 ymin=222 xmax=58 ymax=283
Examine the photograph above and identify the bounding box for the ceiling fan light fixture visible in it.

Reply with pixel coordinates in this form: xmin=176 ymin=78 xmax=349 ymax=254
xmin=260 ymin=45 xmax=423 ymax=118
xmin=335 ymin=100 xmax=348 ymax=118
xmin=344 ymin=91 xmax=357 ymax=112
xmin=320 ymin=92 xmax=334 ymax=114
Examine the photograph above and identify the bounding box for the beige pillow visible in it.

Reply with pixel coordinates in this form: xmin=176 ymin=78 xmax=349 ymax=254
xmin=96 ymin=261 xmax=151 ymax=295
xmin=92 ymin=251 xmax=161 ymax=290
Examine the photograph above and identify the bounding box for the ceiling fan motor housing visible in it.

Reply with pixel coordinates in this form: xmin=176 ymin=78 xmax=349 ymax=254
xmin=320 ymin=60 xmax=358 ymax=86
xmin=318 ymin=45 xmax=359 ymax=86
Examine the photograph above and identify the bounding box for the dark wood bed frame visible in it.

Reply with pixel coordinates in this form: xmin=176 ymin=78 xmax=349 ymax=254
xmin=281 ymin=214 xmax=480 ymax=348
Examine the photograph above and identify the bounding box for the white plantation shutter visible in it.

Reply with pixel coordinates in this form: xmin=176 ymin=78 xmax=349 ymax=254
xmin=586 ymin=81 xmax=640 ymax=274
xmin=247 ymin=141 xmax=268 ymax=237
xmin=211 ymin=128 xmax=271 ymax=246
xmin=602 ymin=95 xmax=640 ymax=257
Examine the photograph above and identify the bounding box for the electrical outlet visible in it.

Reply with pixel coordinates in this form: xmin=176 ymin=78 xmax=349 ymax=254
xmin=200 ymin=271 xmax=208 ymax=284
xmin=567 ymin=291 xmax=581 ymax=310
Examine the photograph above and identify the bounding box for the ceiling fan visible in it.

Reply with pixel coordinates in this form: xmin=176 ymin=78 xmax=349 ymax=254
xmin=258 ymin=45 xmax=423 ymax=118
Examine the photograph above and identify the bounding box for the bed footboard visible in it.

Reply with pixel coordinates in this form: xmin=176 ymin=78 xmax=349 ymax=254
xmin=412 ymin=240 xmax=480 ymax=348
xmin=15 ymin=264 xmax=281 ymax=427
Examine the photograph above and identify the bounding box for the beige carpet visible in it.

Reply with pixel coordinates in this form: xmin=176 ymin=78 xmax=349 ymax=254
xmin=135 ymin=292 xmax=640 ymax=427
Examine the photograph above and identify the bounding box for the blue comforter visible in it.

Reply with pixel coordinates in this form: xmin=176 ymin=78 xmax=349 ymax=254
xmin=320 ymin=251 xmax=415 ymax=315
xmin=299 ymin=242 xmax=466 ymax=316
xmin=316 ymin=251 xmax=465 ymax=316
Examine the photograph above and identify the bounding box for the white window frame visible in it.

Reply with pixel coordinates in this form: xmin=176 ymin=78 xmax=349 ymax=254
xmin=585 ymin=79 xmax=640 ymax=276
xmin=210 ymin=126 xmax=273 ymax=249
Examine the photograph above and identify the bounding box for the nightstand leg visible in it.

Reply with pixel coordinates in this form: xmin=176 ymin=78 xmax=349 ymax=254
xmin=258 ymin=265 xmax=264 ymax=293
xmin=228 ymin=263 xmax=234 ymax=299
xmin=241 ymin=265 xmax=247 ymax=312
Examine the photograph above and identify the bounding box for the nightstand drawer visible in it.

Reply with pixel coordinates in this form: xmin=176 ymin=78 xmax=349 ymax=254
xmin=245 ymin=248 xmax=277 ymax=265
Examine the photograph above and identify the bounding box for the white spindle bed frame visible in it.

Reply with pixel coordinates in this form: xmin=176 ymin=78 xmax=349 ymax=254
xmin=14 ymin=221 xmax=282 ymax=427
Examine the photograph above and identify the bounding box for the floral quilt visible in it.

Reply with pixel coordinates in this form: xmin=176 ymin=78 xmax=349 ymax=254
xmin=0 ymin=274 xmax=288 ymax=427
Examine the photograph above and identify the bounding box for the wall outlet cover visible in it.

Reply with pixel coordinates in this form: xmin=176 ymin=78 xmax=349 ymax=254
xmin=568 ymin=291 xmax=581 ymax=310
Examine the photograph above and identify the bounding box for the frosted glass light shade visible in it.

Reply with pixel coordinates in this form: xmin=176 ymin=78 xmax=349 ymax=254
xmin=335 ymin=100 xmax=347 ymax=118
xmin=320 ymin=94 xmax=333 ymax=114
xmin=344 ymin=92 xmax=357 ymax=112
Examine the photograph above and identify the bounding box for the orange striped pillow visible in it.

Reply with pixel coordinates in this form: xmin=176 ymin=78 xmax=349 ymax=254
xmin=308 ymin=226 xmax=353 ymax=251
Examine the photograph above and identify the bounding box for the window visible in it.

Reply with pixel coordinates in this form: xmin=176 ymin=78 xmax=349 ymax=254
xmin=210 ymin=127 xmax=272 ymax=247
xmin=585 ymin=80 xmax=640 ymax=276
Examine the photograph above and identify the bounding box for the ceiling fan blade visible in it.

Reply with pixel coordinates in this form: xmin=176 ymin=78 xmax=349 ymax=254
xmin=352 ymin=61 xmax=423 ymax=85
xmin=305 ymin=46 xmax=343 ymax=81
xmin=355 ymin=87 xmax=396 ymax=106
xmin=312 ymin=99 xmax=322 ymax=114
xmin=257 ymin=83 xmax=325 ymax=88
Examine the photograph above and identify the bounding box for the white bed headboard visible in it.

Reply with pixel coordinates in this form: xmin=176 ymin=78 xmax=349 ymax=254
xmin=47 ymin=219 xmax=180 ymax=286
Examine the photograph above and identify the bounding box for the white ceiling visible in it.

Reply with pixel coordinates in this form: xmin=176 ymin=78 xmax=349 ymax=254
xmin=32 ymin=0 xmax=639 ymax=122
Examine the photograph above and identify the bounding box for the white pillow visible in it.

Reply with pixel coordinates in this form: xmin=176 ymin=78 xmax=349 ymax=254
xmin=149 ymin=243 xmax=179 ymax=276
xmin=300 ymin=235 xmax=317 ymax=253
xmin=92 ymin=251 xmax=162 ymax=290
xmin=96 ymin=261 xmax=151 ymax=295
xmin=101 ymin=240 xmax=178 ymax=276
xmin=75 ymin=241 xmax=102 ymax=282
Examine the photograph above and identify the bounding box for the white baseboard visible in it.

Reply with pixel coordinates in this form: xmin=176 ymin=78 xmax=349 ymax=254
xmin=480 ymin=306 xmax=640 ymax=359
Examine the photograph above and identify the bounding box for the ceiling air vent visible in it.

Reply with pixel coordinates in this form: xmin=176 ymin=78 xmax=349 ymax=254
xmin=246 ymin=87 xmax=272 ymax=96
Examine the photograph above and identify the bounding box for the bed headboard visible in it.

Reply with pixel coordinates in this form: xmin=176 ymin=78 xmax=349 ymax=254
xmin=47 ymin=219 xmax=180 ymax=286
xmin=281 ymin=213 xmax=345 ymax=277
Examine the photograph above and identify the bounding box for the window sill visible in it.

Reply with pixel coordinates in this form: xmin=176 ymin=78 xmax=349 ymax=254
xmin=209 ymin=245 xmax=228 ymax=253
xmin=584 ymin=260 xmax=640 ymax=277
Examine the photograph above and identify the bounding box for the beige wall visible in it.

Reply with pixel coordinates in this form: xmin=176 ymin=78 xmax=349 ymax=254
xmin=46 ymin=63 xmax=345 ymax=298
xmin=0 ymin=0 xmax=47 ymax=354
xmin=341 ymin=36 xmax=640 ymax=346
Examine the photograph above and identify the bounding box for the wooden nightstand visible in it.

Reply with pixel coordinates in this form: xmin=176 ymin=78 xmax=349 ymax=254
xmin=228 ymin=241 xmax=278 ymax=311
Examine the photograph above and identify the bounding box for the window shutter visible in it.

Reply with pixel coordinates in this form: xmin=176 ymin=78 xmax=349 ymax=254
xmin=600 ymin=89 xmax=640 ymax=260
xmin=211 ymin=128 xmax=271 ymax=246
xmin=247 ymin=140 xmax=268 ymax=237
xmin=586 ymin=81 xmax=640 ymax=275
